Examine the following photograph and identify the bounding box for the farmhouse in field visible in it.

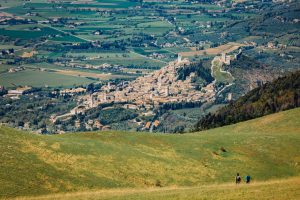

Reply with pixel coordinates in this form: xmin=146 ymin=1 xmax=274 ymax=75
xmin=7 ymin=86 xmax=32 ymax=98
xmin=8 ymin=67 xmax=25 ymax=73
xmin=60 ymin=87 xmax=86 ymax=96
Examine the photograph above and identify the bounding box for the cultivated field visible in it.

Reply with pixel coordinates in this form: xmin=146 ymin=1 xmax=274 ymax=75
xmin=0 ymin=64 xmax=136 ymax=88
xmin=0 ymin=68 xmax=95 ymax=88
xmin=53 ymin=69 xmax=134 ymax=80
xmin=180 ymin=42 xmax=245 ymax=57
xmin=1 ymin=108 xmax=299 ymax=199
xmin=0 ymin=0 xmax=259 ymax=89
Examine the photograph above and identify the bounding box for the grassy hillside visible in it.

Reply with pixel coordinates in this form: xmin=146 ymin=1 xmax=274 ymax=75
xmin=15 ymin=177 xmax=300 ymax=200
xmin=1 ymin=108 xmax=300 ymax=199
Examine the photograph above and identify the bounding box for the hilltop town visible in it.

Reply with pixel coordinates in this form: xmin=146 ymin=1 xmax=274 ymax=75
xmin=51 ymin=51 xmax=243 ymax=132
xmin=82 ymin=56 xmax=215 ymax=110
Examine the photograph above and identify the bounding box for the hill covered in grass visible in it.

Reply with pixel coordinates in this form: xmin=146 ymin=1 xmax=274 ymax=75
xmin=195 ymin=70 xmax=300 ymax=131
xmin=1 ymin=108 xmax=300 ymax=199
xmin=16 ymin=177 xmax=300 ymax=200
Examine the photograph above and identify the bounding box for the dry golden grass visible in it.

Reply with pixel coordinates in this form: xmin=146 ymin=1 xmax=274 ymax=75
xmin=180 ymin=42 xmax=245 ymax=57
xmin=21 ymin=51 xmax=37 ymax=58
xmin=13 ymin=177 xmax=300 ymax=200
xmin=53 ymin=69 xmax=132 ymax=80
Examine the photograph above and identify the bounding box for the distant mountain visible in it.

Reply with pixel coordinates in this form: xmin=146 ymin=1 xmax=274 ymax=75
xmin=195 ymin=70 xmax=300 ymax=131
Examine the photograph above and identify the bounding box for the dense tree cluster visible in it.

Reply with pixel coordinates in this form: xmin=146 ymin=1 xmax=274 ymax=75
xmin=83 ymin=106 xmax=138 ymax=125
xmin=177 ymin=62 xmax=213 ymax=87
xmin=228 ymin=55 xmax=264 ymax=70
xmin=0 ymin=90 xmax=77 ymax=132
xmin=159 ymin=101 xmax=202 ymax=112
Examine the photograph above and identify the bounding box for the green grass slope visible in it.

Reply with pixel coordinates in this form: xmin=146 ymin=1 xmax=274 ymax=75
xmin=1 ymin=108 xmax=300 ymax=199
xmin=15 ymin=177 xmax=300 ymax=200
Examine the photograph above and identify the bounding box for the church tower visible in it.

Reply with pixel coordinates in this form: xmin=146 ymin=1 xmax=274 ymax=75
xmin=177 ymin=54 xmax=182 ymax=63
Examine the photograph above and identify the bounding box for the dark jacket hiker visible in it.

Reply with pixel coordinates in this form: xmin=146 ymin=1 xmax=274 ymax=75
xmin=236 ymin=173 xmax=241 ymax=184
xmin=245 ymin=175 xmax=251 ymax=183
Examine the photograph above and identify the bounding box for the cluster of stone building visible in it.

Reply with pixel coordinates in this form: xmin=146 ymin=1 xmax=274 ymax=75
xmin=54 ymin=62 xmax=122 ymax=72
xmin=220 ymin=49 xmax=243 ymax=65
xmin=51 ymin=56 xmax=219 ymax=131
xmin=77 ymin=56 xmax=216 ymax=112
xmin=74 ymin=119 xmax=111 ymax=131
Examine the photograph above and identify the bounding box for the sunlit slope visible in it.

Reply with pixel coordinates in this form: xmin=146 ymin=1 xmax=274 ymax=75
xmin=15 ymin=177 xmax=300 ymax=200
xmin=0 ymin=108 xmax=300 ymax=199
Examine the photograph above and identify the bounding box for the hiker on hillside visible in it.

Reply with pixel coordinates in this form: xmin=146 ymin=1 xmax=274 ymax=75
xmin=235 ymin=173 xmax=241 ymax=184
xmin=245 ymin=175 xmax=251 ymax=184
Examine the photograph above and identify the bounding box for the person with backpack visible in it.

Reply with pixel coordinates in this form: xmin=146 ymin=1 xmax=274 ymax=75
xmin=236 ymin=173 xmax=241 ymax=184
xmin=245 ymin=175 xmax=251 ymax=184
